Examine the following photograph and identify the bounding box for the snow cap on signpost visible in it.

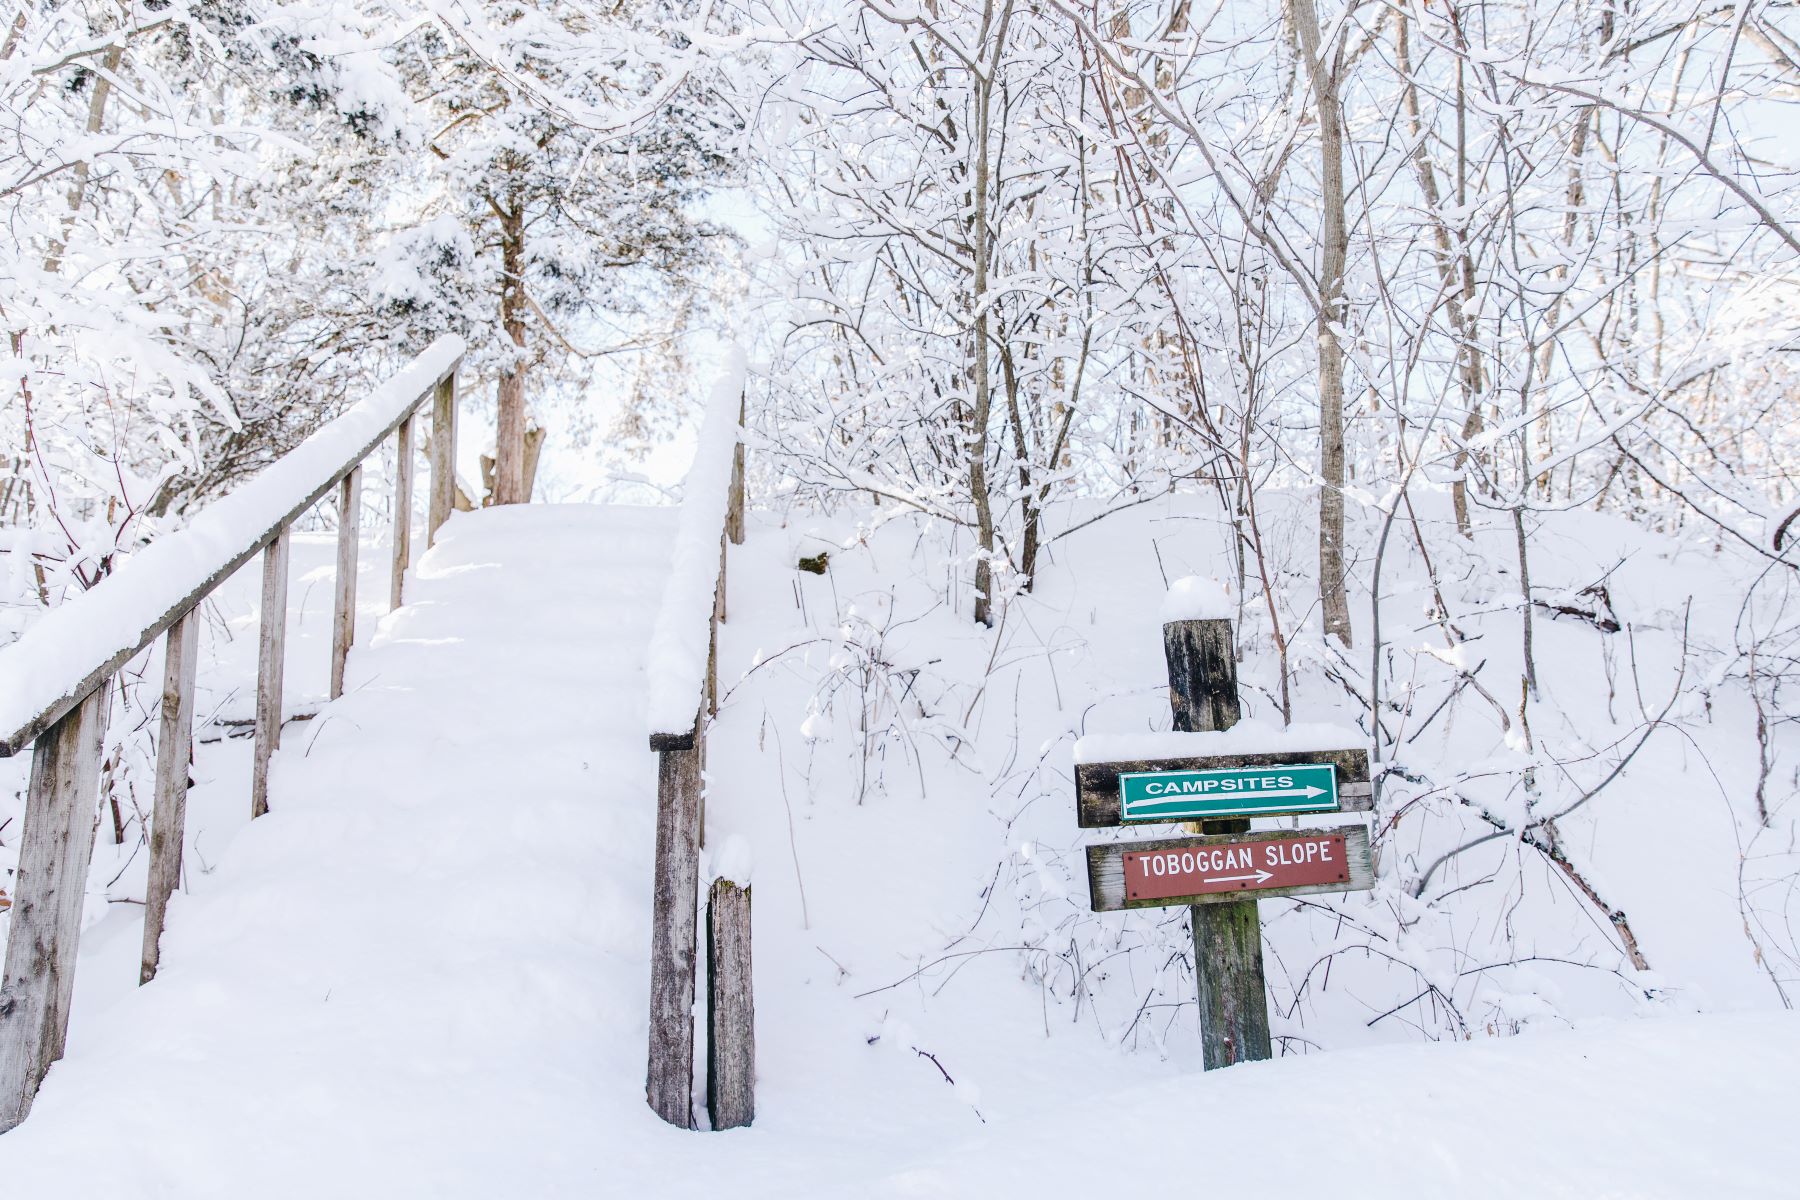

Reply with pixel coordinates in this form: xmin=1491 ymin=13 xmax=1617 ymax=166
xmin=1160 ymin=575 xmax=1232 ymax=624
xmin=710 ymin=834 xmax=754 ymax=888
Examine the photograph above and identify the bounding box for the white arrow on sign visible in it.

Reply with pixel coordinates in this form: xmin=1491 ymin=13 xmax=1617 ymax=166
xmin=1130 ymin=785 xmax=1329 ymax=815
xmin=1139 ymin=785 xmax=1327 ymax=803
xmin=1255 ymin=785 xmax=1328 ymax=800
xmin=1208 ymin=869 xmax=1276 ymax=885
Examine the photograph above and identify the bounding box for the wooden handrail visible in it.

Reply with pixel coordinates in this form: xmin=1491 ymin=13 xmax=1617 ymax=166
xmin=0 ymin=337 xmax=465 ymax=757
xmin=645 ymin=352 xmax=748 ymax=751
xmin=644 ymin=355 xmax=751 ymax=1131
xmin=0 ymin=337 xmax=464 ymax=1134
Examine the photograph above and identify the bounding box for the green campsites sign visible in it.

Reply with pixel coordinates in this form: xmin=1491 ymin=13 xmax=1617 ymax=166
xmin=1118 ymin=763 xmax=1339 ymax=822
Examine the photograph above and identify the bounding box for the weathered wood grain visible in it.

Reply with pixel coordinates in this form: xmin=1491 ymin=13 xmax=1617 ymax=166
xmin=141 ymin=612 xmax=198 ymax=985
xmin=708 ymin=537 xmax=725 ymax=716
xmin=1164 ymin=619 xmax=1240 ymax=734
xmin=0 ymin=683 xmax=109 ymax=1132
xmin=725 ymin=391 xmax=746 ymax=547
xmin=1076 ymin=749 xmax=1373 ymax=828
xmin=1085 ymin=826 xmax=1377 ymax=912
xmin=330 ymin=466 xmax=361 ymax=700
xmin=391 ymin=415 xmax=414 ymax=610
xmin=1192 ymin=888 xmax=1271 ymax=1070
xmin=251 ymin=530 xmax=289 ymax=821
xmin=647 ymin=745 xmax=702 ymax=1129
xmin=707 ymin=877 xmax=754 ymax=1131
xmin=427 ymin=371 xmax=456 ymax=546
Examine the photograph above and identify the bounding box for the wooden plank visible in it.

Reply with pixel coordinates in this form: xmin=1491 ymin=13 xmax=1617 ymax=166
xmin=1192 ymin=888 xmax=1271 ymax=1070
xmin=725 ymin=391 xmax=746 ymax=547
xmin=646 ymin=745 xmax=702 ymax=1128
xmin=427 ymin=371 xmax=456 ymax=546
xmin=706 ymin=878 xmax=754 ymax=1131
xmin=141 ymin=611 xmax=198 ymax=985
xmin=1076 ymin=749 xmax=1372 ymax=828
xmin=330 ymin=466 xmax=361 ymax=700
xmin=1085 ymin=827 xmax=1377 ymax=912
xmin=251 ymin=530 xmax=289 ymax=821
xmin=707 ymin=538 xmax=724 ymax=717
xmin=0 ymin=683 xmax=109 ymax=1132
xmin=391 ymin=416 xmax=415 ymax=610
xmin=0 ymin=358 xmax=458 ymax=759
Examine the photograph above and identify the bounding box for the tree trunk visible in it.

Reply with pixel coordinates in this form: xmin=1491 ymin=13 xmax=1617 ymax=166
xmin=493 ymin=194 xmax=530 ymax=506
xmin=969 ymin=72 xmax=997 ymax=628
xmin=44 ymin=40 xmax=123 ymax=275
xmin=1292 ymin=0 xmax=1352 ymax=647
xmin=1396 ymin=11 xmax=1485 ymax=539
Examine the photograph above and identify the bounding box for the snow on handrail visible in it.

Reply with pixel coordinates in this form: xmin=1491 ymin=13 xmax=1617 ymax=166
xmin=0 ymin=335 xmax=467 ymax=757
xmin=645 ymin=346 xmax=747 ymax=747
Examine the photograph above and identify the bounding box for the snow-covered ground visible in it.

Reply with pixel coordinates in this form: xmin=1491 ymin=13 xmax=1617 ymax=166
xmin=1 ymin=496 xmax=1796 ymax=1196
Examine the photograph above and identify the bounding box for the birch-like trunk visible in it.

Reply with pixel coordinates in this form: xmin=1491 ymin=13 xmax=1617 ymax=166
xmin=1292 ymin=0 xmax=1352 ymax=647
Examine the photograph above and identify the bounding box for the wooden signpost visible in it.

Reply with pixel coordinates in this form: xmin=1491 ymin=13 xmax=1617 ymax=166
xmin=1077 ymin=614 xmax=1375 ymax=1070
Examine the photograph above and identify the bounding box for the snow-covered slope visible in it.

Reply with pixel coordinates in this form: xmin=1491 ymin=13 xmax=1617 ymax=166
xmin=1 ymin=496 xmax=1795 ymax=1197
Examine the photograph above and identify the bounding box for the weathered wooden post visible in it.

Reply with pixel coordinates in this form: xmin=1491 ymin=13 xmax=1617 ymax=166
xmin=330 ymin=466 xmax=362 ymax=700
xmin=391 ymin=416 xmax=415 ymax=610
xmin=1163 ymin=617 xmax=1272 ymax=1069
xmin=427 ymin=371 xmax=456 ymax=545
xmin=645 ymin=371 xmax=749 ymax=1131
xmin=0 ymin=683 xmax=109 ymax=1132
xmin=646 ymin=732 xmax=702 ymax=1129
xmin=141 ymin=611 xmax=199 ymax=985
xmin=250 ymin=529 xmax=289 ymax=820
xmin=725 ymin=391 xmax=746 ymax=548
xmin=708 ymin=539 xmax=725 ymax=715
xmin=707 ymin=874 xmax=753 ymax=1130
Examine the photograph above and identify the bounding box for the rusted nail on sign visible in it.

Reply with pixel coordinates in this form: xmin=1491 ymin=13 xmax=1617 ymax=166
xmin=1086 ymin=827 xmax=1376 ymax=913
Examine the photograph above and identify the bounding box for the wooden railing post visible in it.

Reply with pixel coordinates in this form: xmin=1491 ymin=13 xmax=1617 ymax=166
xmin=0 ymin=682 xmax=110 ymax=1133
xmin=643 ymin=369 xmax=748 ymax=1132
xmin=427 ymin=371 xmax=456 ymax=546
xmin=708 ymin=538 xmax=725 ymax=714
xmin=251 ymin=529 xmax=290 ymax=820
xmin=707 ymin=877 xmax=753 ymax=1130
xmin=391 ymin=416 xmax=415 ymax=610
xmin=647 ymin=734 xmax=702 ymax=1129
xmin=725 ymin=391 xmax=746 ymax=547
xmin=330 ymin=467 xmax=361 ymax=700
xmin=141 ymin=611 xmax=198 ymax=985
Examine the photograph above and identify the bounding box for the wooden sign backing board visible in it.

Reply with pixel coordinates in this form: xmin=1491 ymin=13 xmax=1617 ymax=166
xmin=1086 ymin=826 xmax=1375 ymax=912
xmin=1076 ymin=747 xmax=1370 ymax=828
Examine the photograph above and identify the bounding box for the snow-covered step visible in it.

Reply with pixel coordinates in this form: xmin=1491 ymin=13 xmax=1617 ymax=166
xmin=0 ymin=504 xmax=685 ymax=1195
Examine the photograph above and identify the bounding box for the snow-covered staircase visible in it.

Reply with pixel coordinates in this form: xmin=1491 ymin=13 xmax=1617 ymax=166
xmin=0 ymin=505 xmax=694 ymax=1194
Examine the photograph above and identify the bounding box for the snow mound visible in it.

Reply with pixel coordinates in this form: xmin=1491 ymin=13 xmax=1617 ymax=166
xmin=1160 ymin=575 xmax=1233 ymax=622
